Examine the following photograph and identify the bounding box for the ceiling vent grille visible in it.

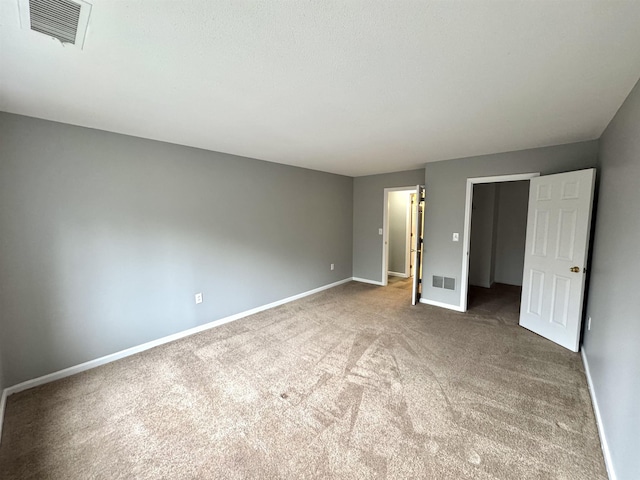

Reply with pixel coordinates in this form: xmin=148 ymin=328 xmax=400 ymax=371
xmin=30 ymin=0 xmax=81 ymax=44
xmin=19 ymin=0 xmax=92 ymax=49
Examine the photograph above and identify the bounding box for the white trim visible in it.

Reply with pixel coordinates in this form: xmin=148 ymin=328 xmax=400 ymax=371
xmin=387 ymin=271 xmax=409 ymax=278
xmin=383 ymin=187 xmax=417 ymax=286
xmin=0 ymin=277 xmax=353 ymax=442
xmin=419 ymin=297 xmax=465 ymax=312
xmin=0 ymin=388 xmax=7 ymax=444
xmin=582 ymin=348 xmax=616 ymax=480
xmin=460 ymin=172 xmax=540 ymax=312
xmin=352 ymin=276 xmax=385 ymax=286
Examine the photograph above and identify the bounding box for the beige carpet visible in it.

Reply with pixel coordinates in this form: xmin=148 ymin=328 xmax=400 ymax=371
xmin=0 ymin=280 xmax=606 ymax=479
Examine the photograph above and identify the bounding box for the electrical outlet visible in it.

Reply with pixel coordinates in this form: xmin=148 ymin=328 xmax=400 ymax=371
xmin=588 ymin=316 xmax=591 ymax=330
xmin=195 ymin=292 xmax=203 ymax=304
xmin=378 ymin=228 xmax=383 ymax=235
xmin=330 ymin=263 xmax=335 ymax=271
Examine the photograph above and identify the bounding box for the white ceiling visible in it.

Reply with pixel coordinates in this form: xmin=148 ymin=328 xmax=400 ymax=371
xmin=2 ymin=1 xmax=640 ymax=176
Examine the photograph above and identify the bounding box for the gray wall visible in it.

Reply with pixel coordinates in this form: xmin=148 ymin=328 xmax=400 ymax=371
xmin=422 ymin=140 xmax=599 ymax=307
xmin=388 ymin=191 xmax=409 ymax=275
xmin=353 ymin=170 xmax=424 ymax=283
xmin=493 ymin=181 xmax=529 ymax=286
xmin=583 ymin=78 xmax=640 ymax=480
xmin=469 ymin=184 xmax=497 ymax=288
xmin=0 ymin=112 xmax=353 ymax=386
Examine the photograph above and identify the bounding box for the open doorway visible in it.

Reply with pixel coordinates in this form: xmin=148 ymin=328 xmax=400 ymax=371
xmin=388 ymin=190 xmax=415 ymax=278
xmin=382 ymin=186 xmax=418 ymax=293
xmin=460 ymin=173 xmax=539 ymax=312
xmin=467 ymin=180 xmax=531 ymax=314
xmin=459 ymin=170 xmax=596 ymax=352
xmin=518 ymin=169 xmax=596 ymax=351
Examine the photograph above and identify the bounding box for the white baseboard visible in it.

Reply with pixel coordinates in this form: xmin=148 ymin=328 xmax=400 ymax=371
xmin=352 ymin=277 xmax=385 ymax=286
xmin=387 ymin=271 xmax=408 ymax=278
xmin=419 ymin=297 xmax=465 ymax=312
xmin=581 ymin=348 xmax=616 ymax=480
xmin=0 ymin=277 xmax=353 ymax=443
xmin=0 ymin=388 xmax=7 ymax=444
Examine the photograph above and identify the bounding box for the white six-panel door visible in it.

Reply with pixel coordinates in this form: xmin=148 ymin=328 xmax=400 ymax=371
xmin=519 ymin=169 xmax=596 ymax=351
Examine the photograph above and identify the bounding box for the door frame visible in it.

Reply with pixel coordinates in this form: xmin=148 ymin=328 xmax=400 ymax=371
xmin=460 ymin=172 xmax=540 ymax=312
xmin=382 ymin=186 xmax=418 ymax=286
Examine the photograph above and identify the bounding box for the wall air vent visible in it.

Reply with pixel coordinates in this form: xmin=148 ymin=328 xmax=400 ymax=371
xmin=19 ymin=0 xmax=92 ymax=49
xmin=443 ymin=277 xmax=456 ymax=290
xmin=432 ymin=275 xmax=456 ymax=290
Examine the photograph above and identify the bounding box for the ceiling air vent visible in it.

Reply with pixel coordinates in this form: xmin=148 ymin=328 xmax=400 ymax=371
xmin=18 ymin=0 xmax=92 ymax=49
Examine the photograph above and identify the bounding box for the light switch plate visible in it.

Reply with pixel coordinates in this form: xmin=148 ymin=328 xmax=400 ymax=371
xmin=452 ymin=233 xmax=459 ymax=242
xmin=378 ymin=228 xmax=383 ymax=235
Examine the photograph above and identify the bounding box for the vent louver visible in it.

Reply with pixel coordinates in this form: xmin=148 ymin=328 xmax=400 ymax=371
xmin=29 ymin=0 xmax=81 ymax=44
xmin=432 ymin=275 xmax=456 ymax=290
xmin=19 ymin=0 xmax=92 ymax=49
xmin=443 ymin=277 xmax=456 ymax=290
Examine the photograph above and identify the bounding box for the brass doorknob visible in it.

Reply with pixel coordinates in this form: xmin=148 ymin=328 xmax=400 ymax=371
xmin=570 ymin=266 xmax=580 ymax=273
